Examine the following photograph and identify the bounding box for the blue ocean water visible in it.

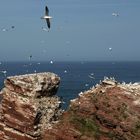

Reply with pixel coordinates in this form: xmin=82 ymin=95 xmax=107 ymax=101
xmin=0 ymin=61 xmax=140 ymax=108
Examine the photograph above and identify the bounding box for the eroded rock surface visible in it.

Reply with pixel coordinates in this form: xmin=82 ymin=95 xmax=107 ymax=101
xmin=0 ymin=74 xmax=140 ymax=140
xmin=43 ymin=78 xmax=140 ymax=140
xmin=0 ymin=72 xmax=63 ymax=140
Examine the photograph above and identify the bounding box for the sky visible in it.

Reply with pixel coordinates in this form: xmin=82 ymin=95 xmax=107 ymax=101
xmin=0 ymin=0 xmax=140 ymax=61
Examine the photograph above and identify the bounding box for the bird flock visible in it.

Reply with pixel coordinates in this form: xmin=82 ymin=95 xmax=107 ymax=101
xmin=0 ymin=4 xmax=119 ymax=79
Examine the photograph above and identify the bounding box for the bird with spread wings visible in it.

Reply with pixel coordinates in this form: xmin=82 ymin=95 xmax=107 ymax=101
xmin=41 ymin=6 xmax=52 ymax=29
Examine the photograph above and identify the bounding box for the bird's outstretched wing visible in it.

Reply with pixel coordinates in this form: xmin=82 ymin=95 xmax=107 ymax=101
xmin=46 ymin=19 xmax=50 ymax=29
xmin=45 ymin=6 xmax=49 ymax=16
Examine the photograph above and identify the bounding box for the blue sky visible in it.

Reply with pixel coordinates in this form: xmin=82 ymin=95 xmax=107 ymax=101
xmin=0 ymin=0 xmax=140 ymax=61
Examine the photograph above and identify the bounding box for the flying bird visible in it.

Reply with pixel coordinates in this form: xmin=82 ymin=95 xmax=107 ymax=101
xmin=112 ymin=12 xmax=119 ymax=17
xmin=41 ymin=6 xmax=52 ymax=29
xmin=109 ymin=47 xmax=112 ymax=51
xmin=0 ymin=70 xmax=7 ymax=76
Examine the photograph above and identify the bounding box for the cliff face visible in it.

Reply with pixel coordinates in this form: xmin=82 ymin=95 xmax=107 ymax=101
xmin=0 ymin=72 xmax=63 ymax=140
xmin=0 ymin=73 xmax=140 ymax=140
xmin=44 ymin=78 xmax=140 ymax=140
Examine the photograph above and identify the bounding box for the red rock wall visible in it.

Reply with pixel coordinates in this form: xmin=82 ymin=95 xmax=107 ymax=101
xmin=43 ymin=78 xmax=140 ymax=140
xmin=0 ymin=72 xmax=62 ymax=140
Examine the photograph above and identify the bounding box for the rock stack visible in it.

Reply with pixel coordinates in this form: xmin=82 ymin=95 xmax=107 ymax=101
xmin=0 ymin=72 xmax=63 ymax=140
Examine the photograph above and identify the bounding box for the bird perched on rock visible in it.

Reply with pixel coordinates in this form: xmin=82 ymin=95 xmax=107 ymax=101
xmin=41 ymin=6 xmax=52 ymax=29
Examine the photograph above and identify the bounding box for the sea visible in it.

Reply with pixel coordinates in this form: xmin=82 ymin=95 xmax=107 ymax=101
xmin=0 ymin=61 xmax=140 ymax=109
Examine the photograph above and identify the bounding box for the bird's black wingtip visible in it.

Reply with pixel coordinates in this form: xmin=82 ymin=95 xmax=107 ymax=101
xmin=45 ymin=6 xmax=49 ymax=12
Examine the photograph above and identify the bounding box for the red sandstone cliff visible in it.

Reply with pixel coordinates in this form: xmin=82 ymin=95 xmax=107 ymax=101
xmin=43 ymin=78 xmax=140 ymax=140
xmin=0 ymin=74 xmax=140 ymax=140
xmin=0 ymin=72 xmax=63 ymax=140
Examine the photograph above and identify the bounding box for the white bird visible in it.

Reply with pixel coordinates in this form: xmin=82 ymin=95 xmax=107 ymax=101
xmin=0 ymin=70 xmax=7 ymax=76
xmin=41 ymin=6 xmax=52 ymax=29
xmin=90 ymin=73 xmax=94 ymax=76
xmin=50 ymin=60 xmax=53 ymax=64
xmin=112 ymin=12 xmax=119 ymax=17
xmin=85 ymin=83 xmax=89 ymax=87
xmin=1 ymin=70 xmax=7 ymax=74
xmin=88 ymin=75 xmax=95 ymax=79
xmin=2 ymin=28 xmax=8 ymax=32
xmin=88 ymin=73 xmax=95 ymax=79
xmin=109 ymin=47 xmax=112 ymax=51
xmin=64 ymin=70 xmax=67 ymax=73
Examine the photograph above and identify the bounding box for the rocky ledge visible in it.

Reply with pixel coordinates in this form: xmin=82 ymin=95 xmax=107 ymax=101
xmin=0 ymin=72 xmax=63 ymax=140
xmin=44 ymin=77 xmax=140 ymax=140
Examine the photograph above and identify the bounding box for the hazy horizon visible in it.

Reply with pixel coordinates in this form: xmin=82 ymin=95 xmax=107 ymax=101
xmin=0 ymin=0 xmax=140 ymax=62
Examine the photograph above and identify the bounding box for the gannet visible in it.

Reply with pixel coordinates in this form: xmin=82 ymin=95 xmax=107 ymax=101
xmin=41 ymin=6 xmax=52 ymax=29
